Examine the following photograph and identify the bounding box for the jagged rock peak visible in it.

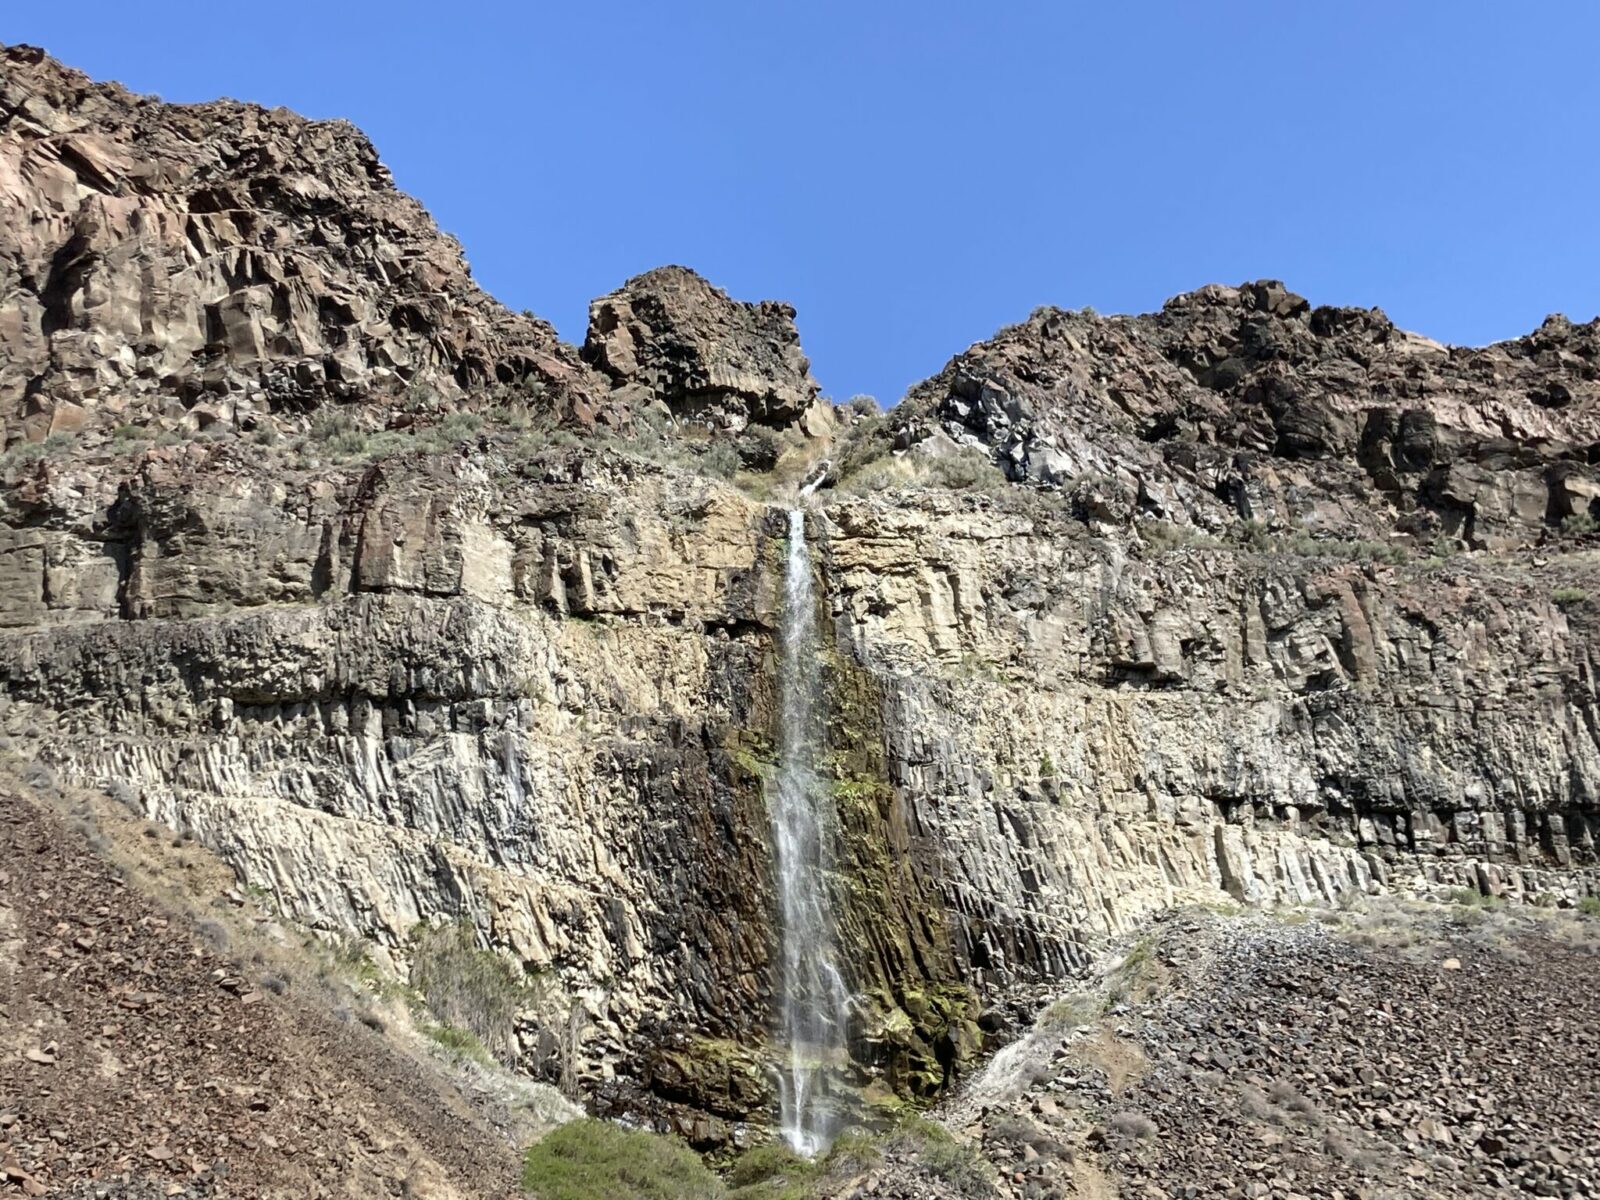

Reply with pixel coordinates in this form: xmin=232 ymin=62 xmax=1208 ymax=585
xmin=0 ymin=43 xmax=615 ymax=445
xmin=582 ymin=264 xmax=832 ymax=436
xmin=893 ymin=277 xmax=1600 ymax=549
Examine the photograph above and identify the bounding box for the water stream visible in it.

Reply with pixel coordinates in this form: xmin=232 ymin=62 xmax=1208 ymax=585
xmin=772 ymin=494 xmax=850 ymax=1155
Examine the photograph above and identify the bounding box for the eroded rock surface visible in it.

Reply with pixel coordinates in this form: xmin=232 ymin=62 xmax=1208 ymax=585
xmin=0 ymin=43 xmax=614 ymax=444
xmin=584 ymin=265 xmax=832 ymax=436
xmin=894 ymin=282 xmax=1600 ymax=549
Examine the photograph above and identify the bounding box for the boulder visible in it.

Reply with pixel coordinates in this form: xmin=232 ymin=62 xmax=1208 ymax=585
xmin=583 ymin=265 xmax=831 ymax=435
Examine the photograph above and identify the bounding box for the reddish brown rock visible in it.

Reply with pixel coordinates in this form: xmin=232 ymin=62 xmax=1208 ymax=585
xmin=893 ymin=281 xmax=1600 ymax=549
xmin=0 ymin=43 xmax=616 ymax=444
xmin=583 ymin=265 xmax=833 ymax=436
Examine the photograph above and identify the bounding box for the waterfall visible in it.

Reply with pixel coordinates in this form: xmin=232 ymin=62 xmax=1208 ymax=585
xmin=771 ymin=499 xmax=850 ymax=1156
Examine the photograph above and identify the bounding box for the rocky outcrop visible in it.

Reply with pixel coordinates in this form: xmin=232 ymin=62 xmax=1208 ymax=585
xmin=893 ymin=282 xmax=1600 ymax=550
xmin=821 ymin=490 xmax=1600 ymax=980
xmin=584 ymin=266 xmax=832 ymax=437
xmin=0 ymin=43 xmax=616 ymax=446
xmin=0 ymin=432 xmax=990 ymax=1143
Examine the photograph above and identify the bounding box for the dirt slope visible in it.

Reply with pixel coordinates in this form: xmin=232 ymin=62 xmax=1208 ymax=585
xmin=0 ymin=783 xmax=530 ymax=1199
xmin=949 ymin=904 xmax=1600 ymax=1200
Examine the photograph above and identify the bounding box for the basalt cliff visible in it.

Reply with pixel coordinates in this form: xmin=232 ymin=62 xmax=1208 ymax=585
xmin=3 ymin=43 xmax=1599 ymax=1189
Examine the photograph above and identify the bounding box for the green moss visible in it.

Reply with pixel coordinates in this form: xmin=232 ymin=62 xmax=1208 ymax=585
xmin=521 ymin=1119 xmax=721 ymax=1200
xmin=855 ymin=982 xmax=981 ymax=1099
xmin=828 ymin=777 xmax=890 ymax=806
xmin=724 ymin=729 xmax=776 ymax=781
xmin=648 ymin=1037 xmax=774 ymax=1118
xmin=812 ymin=647 xmax=983 ymax=1102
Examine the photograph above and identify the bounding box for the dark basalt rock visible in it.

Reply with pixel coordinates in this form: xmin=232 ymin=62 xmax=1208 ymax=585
xmin=893 ymin=279 xmax=1600 ymax=549
xmin=583 ymin=265 xmax=833 ymax=437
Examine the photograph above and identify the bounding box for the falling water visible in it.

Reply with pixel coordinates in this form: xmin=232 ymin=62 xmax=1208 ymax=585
xmin=772 ymin=490 xmax=849 ymax=1156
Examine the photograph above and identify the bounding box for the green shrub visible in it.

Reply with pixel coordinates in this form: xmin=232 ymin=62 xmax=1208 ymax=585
xmin=522 ymin=1119 xmax=721 ymax=1200
xmin=1554 ymin=586 xmax=1590 ymax=609
xmin=1577 ymin=896 xmax=1600 ymax=918
xmin=724 ymin=1142 xmax=818 ymax=1199
xmin=833 ymin=440 xmax=1009 ymax=497
xmin=726 ymin=1142 xmax=806 ymax=1188
xmin=309 ymin=409 xmax=359 ymax=441
xmin=1142 ymin=521 xmax=1223 ymax=552
xmin=1038 ymin=992 xmax=1098 ymax=1034
xmin=698 ymin=442 xmax=740 ymax=480
xmin=829 ymin=412 xmax=892 ymax=489
xmin=1446 ymin=886 xmax=1501 ymax=909
xmin=919 ymin=448 xmax=1009 ymax=492
xmin=1274 ymin=529 xmax=1409 ymax=564
xmin=886 ymin=1117 xmax=994 ymax=1197
xmin=436 ymin=410 xmax=484 ymax=442
xmin=724 ymin=1132 xmax=886 ymax=1200
xmin=324 ymin=429 xmax=371 ymax=458
xmin=0 ymin=433 xmax=76 ymax=471
xmin=1561 ymin=513 xmax=1597 ymax=537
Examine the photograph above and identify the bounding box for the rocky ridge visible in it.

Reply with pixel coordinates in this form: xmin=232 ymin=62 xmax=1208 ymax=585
xmin=892 ymin=281 xmax=1600 ymax=549
xmin=584 ymin=265 xmax=833 ymax=438
xmin=1 ymin=43 xmax=1598 ymax=1181
xmin=0 ymin=42 xmax=612 ymax=441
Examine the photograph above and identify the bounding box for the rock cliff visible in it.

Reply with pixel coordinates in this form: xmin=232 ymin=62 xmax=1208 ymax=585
xmin=584 ymin=266 xmax=832 ymax=438
xmin=0 ymin=42 xmax=615 ymax=442
xmin=2 ymin=44 xmax=1597 ymax=1155
xmin=891 ymin=282 xmax=1600 ymax=549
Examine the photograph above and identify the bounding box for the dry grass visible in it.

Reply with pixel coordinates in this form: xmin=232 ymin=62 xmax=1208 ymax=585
xmin=409 ymin=919 xmax=527 ymax=1066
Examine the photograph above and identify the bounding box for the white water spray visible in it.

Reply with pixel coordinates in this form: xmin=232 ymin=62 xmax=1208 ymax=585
xmin=772 ymin=483 xmax=849 ymax=1155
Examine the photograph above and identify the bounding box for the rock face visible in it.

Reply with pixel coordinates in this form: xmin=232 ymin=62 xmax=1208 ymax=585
xmin=2 ymin=47 xmax=1598 ymax=1154
xmin=0 ymin=43 xmax=614 ymax=445
xmin=896 ymin=282 xmax=1600 ymax=549
xmin=584 ymin=266 xmax=832 ymax=436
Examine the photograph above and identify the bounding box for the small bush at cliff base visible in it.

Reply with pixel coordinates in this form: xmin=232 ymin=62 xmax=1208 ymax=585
xmin=725 ymin=1141 xmax=812 ymax=1199
xmin=885 ymin=1117 xmax=995 ymax=1197
xmin=410 ymin=920 xmax=525 ymax=1065
xmin=521 ymin=1119 xmax=721 ymax=1200
xmin=424 ymin=1021 xmax=495 ymax=1066
xmin=725 ymin=1133 xmax=882 ymax=1200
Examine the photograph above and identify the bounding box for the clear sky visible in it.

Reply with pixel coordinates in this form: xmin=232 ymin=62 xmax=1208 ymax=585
xmin=10 ymin=2 xmax=1599 ymax=405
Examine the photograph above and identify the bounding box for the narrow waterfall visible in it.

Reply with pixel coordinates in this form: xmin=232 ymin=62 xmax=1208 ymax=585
xmin=772 ymin=501 xmax=850 ymax=1156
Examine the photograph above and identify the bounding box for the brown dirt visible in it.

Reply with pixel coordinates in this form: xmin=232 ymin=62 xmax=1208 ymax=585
xmin=0 ymin=787 xmax=526 ymax=1198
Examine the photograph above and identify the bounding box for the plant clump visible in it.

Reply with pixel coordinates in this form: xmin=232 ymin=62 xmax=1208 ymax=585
xmin=521 ymin=1119 xmax=721 ymax=1200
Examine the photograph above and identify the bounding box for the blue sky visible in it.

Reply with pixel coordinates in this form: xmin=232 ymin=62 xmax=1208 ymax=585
xmin=10 ymin=2 xmax=1598 ymax=405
